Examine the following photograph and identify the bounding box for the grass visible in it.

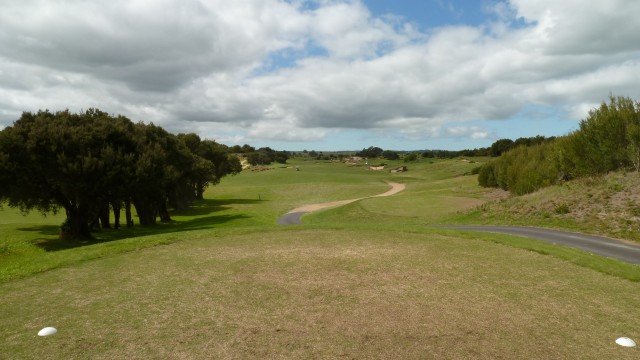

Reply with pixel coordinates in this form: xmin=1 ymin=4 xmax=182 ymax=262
xmin=1 ymin=158 xmax=639 ymax=359
xmin=455 ymin=171 xmax=640 ymax=241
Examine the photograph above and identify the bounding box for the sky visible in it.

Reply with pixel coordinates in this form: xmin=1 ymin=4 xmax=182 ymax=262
xmin=1 ymin=0 xmax=639 ymax=151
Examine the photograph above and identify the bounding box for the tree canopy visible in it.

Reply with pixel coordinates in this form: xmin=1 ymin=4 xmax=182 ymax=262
xmin=356 ymin=146 xmax=383 ymax=158
xmin=246 ymin=147 xmax=290 ymax=165
xmin=478 ymin=96 xmax=640 ymax=195
xmin=0 ymin=109 xmax=240 ymax=239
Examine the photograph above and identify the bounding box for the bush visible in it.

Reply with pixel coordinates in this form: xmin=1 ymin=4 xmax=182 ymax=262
xmin=404 ymin=153 xmax=418 ymax=162
xmin=478 ymin=141 xmax=560 ymax=195
xmin=554 ymin=203 xmax=571 ymax=214
xmin=558 ymin=96 xmax=640 ymax=178
xmin=382 ymin=150 xmax=399 ymax=160
xmin=478 ymin=163 xmax=498 ymax=188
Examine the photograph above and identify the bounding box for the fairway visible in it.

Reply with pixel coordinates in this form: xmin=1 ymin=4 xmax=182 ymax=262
xmin=2 ymin=159 xmax=639 ymax=359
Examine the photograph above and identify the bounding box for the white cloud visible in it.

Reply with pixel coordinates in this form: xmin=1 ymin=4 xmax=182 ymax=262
xmin=446 ymin=126 xmax=492 ymax=140
xmin=0 ymin=0 xmax=310 ymax=91
xmin=509 ymin=0 xmax=640 ymax=54
xmin=249 ymin=103 xmax=329 ymax=141
xmin=1 ymin=0 xmax=639 ymax=148
xmin=309 ymin=1 xmax=412 ymax=59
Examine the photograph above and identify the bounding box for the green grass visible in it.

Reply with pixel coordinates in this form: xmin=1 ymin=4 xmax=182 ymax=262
xmin=1 ymin=158 xmax=639 ymax=359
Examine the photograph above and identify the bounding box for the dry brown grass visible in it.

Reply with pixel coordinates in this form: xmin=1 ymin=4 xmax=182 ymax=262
xmin=473 ymin=172 xmax=640 ymax=241
xmin=2 ymin=229 xmax=639 ymax=359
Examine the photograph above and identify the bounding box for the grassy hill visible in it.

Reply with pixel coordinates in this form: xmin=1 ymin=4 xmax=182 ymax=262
xmin=1 ymin=158 xmax=639 ymax=359
xmin=457 ymin=171 xmax=640 ymax=242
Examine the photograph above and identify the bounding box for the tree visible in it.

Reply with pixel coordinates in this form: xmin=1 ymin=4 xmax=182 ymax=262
xmin=382 ymin=150 xmax=399 ymax=160
xmin=404 ymin=153 xmax=418 ymax=162
xmin=489 ymin=139 xmax=515 ymax=157
xmin=0 ymin=109 xmax=140 ymax=238
xmin=559 ymin=96 xmax=640 ymax=177
xmin=197 ymin=139 xmax=241 ymax=197
xmin=0 ymin=109 xmax=241 ymax=239
xmin=356 ymin=146 xmax=383 ymax=158
xmin=246 ymin=151 xmax=271 ymax=166
xmin=274 ymin=150 xmax=290 ymax=164
xmin=241 ymin=144 xmax=255 ymax=153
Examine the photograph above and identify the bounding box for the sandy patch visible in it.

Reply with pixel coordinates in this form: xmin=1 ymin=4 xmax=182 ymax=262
xmin=287 ymin=182 xmax=405 ymax=214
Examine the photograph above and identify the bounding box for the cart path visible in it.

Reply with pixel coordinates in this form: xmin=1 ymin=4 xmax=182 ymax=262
xmin=443 ymin=225 xmax=640 ymax=265
xmin=277 ymin=182 xmax=405 ymax=225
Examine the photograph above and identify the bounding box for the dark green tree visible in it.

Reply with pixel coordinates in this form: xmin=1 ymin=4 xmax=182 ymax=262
xmin=0 ymin=109 xmax=241 ymax=239
xmin=382 ymin=150 xmax=399 ymax=160
xmin=404 ymin=153 xmax=418 ymax=162
xmin=356 ymin=146 xmax=384 ymax=158
xmin=489 ymin=139 xmax=515 ymax=157
xmin=247 ymin=151 xmax=271 ymax=166
xmin=559 ymin=96 xmax=640 ymax=177
xmin=274 ymin=150 xmax=290 ymax=164
xmin=0 ymin=109 xmax=138 ymax=238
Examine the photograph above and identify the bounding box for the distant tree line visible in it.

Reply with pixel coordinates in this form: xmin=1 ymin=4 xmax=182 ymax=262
xmin=419 ymin=136 xmax=553 ymax=159
xmin=226 ymin=144 xmax=290 ymax=166
xmin=350 ymin=137 xmax=554 ymax=162
xmin=478 ymin=96 xmax=640 ymax=195
xmin=0 ymin=109 xmax=241 ymax=239
xmin=246 ymin=147 xmax=290 ymax=165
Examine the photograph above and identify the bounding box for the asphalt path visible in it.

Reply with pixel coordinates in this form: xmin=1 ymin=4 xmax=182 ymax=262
xmin=277 ymin=211 xmax=306 ymax=225
xmin=445 ymin=225 xmax=640 ymax=265
xmin=276 ymin=183 xmax=640 ymax=265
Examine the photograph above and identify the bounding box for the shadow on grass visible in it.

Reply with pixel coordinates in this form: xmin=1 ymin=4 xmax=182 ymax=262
xmin=24 ymin=198 xmax=259 ymax=252
xmin=172 ymin=198 xmax=262 ymax=216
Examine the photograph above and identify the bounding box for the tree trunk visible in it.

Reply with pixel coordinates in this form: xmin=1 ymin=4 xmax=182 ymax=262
xmin=60 ymin=205 xmax=93 ymax=240
xmin=195 ymin=181 xmax=205 ymax=200
xmin=99 ymin=202 xmax=111 ymax=229
xmin=112 ymin=201 xmax=121 ymax=229
xmin=133 ymin=199 xmax=157 ymax=226
xmin=159 ymin=200 xmax=172 ymax=222
xmin=125 ymin=200 xmax=134 ymax=228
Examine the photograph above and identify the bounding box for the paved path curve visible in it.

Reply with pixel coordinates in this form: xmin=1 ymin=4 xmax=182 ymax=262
xmin=444 ymin=225 xmax=640 ymax=265
xmin=277 ymin=182 xmax=405 ymax=225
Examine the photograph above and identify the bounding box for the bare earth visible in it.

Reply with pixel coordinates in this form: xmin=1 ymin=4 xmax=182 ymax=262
xmin=286 ymin=182 xmax=405 ymax=214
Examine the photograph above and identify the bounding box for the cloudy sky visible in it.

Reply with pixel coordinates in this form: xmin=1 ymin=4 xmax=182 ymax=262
xmin=1 ymin=0 xmax=639 ymax=151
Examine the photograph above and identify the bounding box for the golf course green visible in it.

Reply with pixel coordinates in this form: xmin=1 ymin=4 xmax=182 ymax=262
xmin=1 ymin=158 xmax=638 ymax=359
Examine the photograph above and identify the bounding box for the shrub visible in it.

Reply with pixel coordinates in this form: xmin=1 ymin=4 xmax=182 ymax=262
xmin=478 ymin=141 xmax=560 ymax=195
xmin=478 ymin=163 xmax=498 ymax=188
xmin=554 ymin=203 xmax=571 ymax=214
xmin=404 ymin=153 xmax=418 ymax=162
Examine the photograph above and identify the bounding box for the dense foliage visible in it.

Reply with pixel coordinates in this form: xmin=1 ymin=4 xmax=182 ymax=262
xmin=479 ymin=96 xmax=640 ymax=195
xmin=381 ymin=150 xmax=399 ymax=160
xmin=356 ymin=146 xmax=383 ymax=158
xmin=558 ymin=96 xmax=640 ymax=177
xmin=246 ymin=147 xmax=290 ymax=165
xmin=0 ymin=109 xmax=240 ymax=239
xmin=478 ymin=141 xmax=558 ymax=195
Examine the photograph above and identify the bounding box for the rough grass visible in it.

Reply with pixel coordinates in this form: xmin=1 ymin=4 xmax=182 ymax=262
xmin=1 ymin=158 xmax=639 ymax=359
xmin=3 ymin=229 xmax=639 ymax=359
xmin=457 ymin=171 xmax=640 ymax=242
